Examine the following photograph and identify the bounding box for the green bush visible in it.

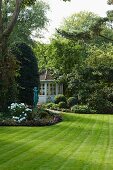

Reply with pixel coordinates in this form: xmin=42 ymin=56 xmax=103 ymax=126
xmin=51 ymin=104 xmax=59 ymax=110
xmin=54 ymin=94 xmax=67 ymax=104
xmin=67 ymin=97 xmax=78 ymax=108
xmin=58 ymin=102 xmax=67 ymax=109
xmin=44 ymin=102 xmax=54 ymax=109
xmin=71 ymin=105 xmax=91 ymax=114
xmin=34 ymin=108 xmax=49 ymax=119
xmin=88 ymin=92 xmax=113 ymax=114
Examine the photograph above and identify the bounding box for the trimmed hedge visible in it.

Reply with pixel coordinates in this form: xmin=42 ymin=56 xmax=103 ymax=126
xmin=67 ymin=97 xmax=78 ymax=108
xmin=71 ymin=105 xmax=96 ymax=114
xmin=58 ymin=102 xmax=67 ymax=109
xmin=54 ymin=94 xmax=67 ymax=104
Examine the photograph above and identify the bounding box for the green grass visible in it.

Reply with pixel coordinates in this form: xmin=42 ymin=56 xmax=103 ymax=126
xmin=0 ymin=113 xmax=113 ymax=170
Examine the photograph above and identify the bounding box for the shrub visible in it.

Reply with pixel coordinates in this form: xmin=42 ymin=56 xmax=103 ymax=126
xmin=58 ymin=102 xmax=67 ymax=109
xmin=44 ymin=102 xmax=54 ymax=109
xmin=34 ymin=108 xmax=49 ymax=119
xmin=8 ymin=103 xmax=32 ymax=120
xmin=71 ymin=105 xmax=91 ymax=114
xmin=67 ymin=97 xmax=78 ymax=108
xmin=51 ymin=104 xmax=59 ymax=110
xmin=88 ymin=92 xmax=113 ymax=114
xmin=54 ymin=94 xmax=67 ymax=104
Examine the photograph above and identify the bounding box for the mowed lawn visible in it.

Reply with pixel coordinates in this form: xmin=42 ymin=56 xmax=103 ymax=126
xmin=0 ymin=113 xmax=113 ymax=170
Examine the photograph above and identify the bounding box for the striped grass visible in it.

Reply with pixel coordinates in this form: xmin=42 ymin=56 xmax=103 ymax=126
xmin=0 ymin=113 xmax=113 ymax=170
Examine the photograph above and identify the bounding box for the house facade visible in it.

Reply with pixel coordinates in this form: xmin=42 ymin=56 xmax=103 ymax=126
xmin=38 ymin=71 xmax=63 ymax=104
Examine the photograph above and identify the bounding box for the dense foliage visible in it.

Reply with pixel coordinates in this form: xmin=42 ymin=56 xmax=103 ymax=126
xmin=13 ymin=43 xmax=40 ymax=106
xmin=0 ymin=52 xmax=19 ymax=112
xmin=54 ymin=94 xmax=67 ymax=104
xmin=8 ymin=1 xmax=49 ymax=46
xmin=35 ymin=10 xmax=113 ymax=114
xmin=67 ymin=97 xmax=78 ymax=108
xmin=0 ymin=0 xmax=50 ymax=111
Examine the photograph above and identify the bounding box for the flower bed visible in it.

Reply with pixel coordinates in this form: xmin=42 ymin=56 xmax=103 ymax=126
xmin=0 ymin=103 xmax=62 ymax=126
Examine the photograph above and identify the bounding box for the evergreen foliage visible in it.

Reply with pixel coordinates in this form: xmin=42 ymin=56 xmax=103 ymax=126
xmin=13 ymin=43 xmax=40 ymax=106
xmin=54 ymin=94 xmax=67 ymax=104
xmin=67 ymin=97 xmax=78 ymax=108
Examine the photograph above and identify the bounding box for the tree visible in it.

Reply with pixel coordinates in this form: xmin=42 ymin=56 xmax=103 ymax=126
xmin=35 ymin=37 xmax=83 ymax=74
xmin=0 ymin=0 xmax=70 ymax=111
xmin=0 ymin=0 xmax=71 ymax=112
xmin=13 ymin=43 xmax=40 ymax=106
xmin=50 ymin=10 xmax=113 ymax=98
xmin=0 ymin=0 xmax=49 ymax=57
xmin=34 ymin=42 xmax=50 ymax=71
xmin=67 ymin=44 xmax=113 ymax=111
xmin=0 ymin=0 xmax=70 ymax=55
xmin=8 ymin=1 xmax=49 ymax=46
xmin=57 ymin=10 xmax=113 ymax=43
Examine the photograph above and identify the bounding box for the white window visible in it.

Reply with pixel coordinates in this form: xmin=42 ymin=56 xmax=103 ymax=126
xmin=40 ymin=83 xmax=45 ymax=95
xmin=47 ymin=83 xmax=56 ymax=95
xmin=58 ymin=84 xmax=63 ymax=94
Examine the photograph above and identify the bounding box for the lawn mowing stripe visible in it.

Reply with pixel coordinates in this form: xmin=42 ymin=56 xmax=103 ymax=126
xmin=81 ymin=114 xmax=106 ymax=170
xmin=77 ymin=114 xmax=106 ymax=170
xmin=0 ymin=113 xmax=88 ymax=168
xmin=0 ymin=119 xmax=72 ymax=151
xmin=0 ymin=114 xmax=113 ymax=170
xmin=34 ymin=115 xmax=93 ymax=170
xmin=0 ymin=111 xmax=81 ymax=153
xmin=0 ymin=127 xmax=52 ymax=151
xmin=81 ymin=115 xmax=112 ymax=170
xmin=14 ymin=113 xmax=96 ymax=168
xmin=102 ymin=115 xmax=113 ymax=170
xmin=0 ymin=119 xmax=75 ymax=165
xmin=57 ymin=114 xmax=99 ymax=170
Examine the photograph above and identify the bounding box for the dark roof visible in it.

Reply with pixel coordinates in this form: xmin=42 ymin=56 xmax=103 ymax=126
xmin=40 ymin=70 xmax=54 ymax=80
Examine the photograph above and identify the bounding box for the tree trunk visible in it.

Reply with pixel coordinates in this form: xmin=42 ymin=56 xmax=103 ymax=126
xmin=0 ymin=0 xmax=21 ymax=111
xmin=0 ymin=0 xmax=21 ymax=59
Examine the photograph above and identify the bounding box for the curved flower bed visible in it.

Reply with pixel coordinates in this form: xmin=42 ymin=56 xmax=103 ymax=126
xmin=0 ymin=103 xmax=62 ymax=126
xmin=0 ymin=114 xmax=62 ymax=126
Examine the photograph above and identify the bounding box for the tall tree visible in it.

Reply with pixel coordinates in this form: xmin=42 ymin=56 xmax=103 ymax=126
xmin=57 ymin=11 xmax=113 ymax=43
xmin=0 ymin=0 xmax=48 ymax=111
xmin=8 ymin=1 xmax=49 ymax=46
xmin=13 ymin=43 xmax=40 ymax=106
xmin=0 ymin=0 xmax=42 ymax=57
xmin=0 ymin=0 xmax=70 ymax=111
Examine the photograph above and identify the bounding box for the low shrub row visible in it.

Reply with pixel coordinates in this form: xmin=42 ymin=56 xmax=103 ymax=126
xmin=45 ymin=94 xmax=113 ymax=114
xmin=50 ymin=94 xmax=78 ymax=109
xmin=71 ymin=105 xmax=96 ymax=114
xmin=43 ymin=95 xmax=96 ymax=114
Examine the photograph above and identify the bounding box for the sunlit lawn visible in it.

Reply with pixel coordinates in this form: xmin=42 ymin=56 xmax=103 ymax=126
xmin=0 ymin=113 xmax=113 ymax=170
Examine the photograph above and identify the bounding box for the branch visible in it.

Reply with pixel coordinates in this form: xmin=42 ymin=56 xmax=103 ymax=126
xmin=3 ymin=0 xmax=23 ymax=37
xmin=57 ymin=29 xmax=113 ymax=43
xmin=99 ymin=34 xmax=113 ymax=42
xmin=57 ymin=29 xmax=91 ymax=41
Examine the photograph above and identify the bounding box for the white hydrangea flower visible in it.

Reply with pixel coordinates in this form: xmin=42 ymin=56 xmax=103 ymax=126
xmin=25 ymin=108 xmax=32 ymax=112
